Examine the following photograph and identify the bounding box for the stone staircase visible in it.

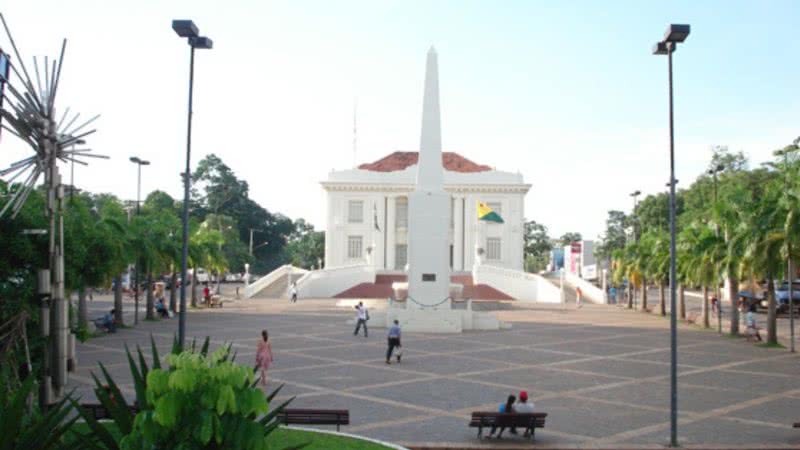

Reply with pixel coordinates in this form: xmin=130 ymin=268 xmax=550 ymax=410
xmin=334 ymin=273 xmax=513 ymax=300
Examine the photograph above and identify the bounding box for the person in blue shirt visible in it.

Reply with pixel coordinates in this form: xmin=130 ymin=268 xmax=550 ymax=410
xmin=488 ymin=394 xmax=517 ymax=438
xmin=609 ymin=286 xmax=617 ymax=305
xmin=102 ymin=309 xmax=116 ymax=333
xmin=386 ymin=319 xmax=402 ymax=364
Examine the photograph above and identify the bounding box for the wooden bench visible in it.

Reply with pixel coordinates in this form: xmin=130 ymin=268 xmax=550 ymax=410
xmin=469 ymin=412 xmax=547 ymax=439
xmin=80 ymin=403 xmax=138 ymax=420
xmin=277 ymin=408 xmax=349 ymax=431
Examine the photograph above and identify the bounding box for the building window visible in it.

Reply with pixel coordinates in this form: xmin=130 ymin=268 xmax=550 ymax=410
xmin=347 ymin=236 xmax=363 ymax=259
xmin=348 ymin=200 xmax=364 ymax=223
xmin=450 ymin=197 xmax=455 ymax=228
xmin=487 ymin=202 xmax=502 ymax=218
xmin=395 ymin=197 xmax=408 ymax=229
xmin=395 ymin=244 xmax=407 ymax=270
xmin=486 ymin=237 xmax=502 ymax=261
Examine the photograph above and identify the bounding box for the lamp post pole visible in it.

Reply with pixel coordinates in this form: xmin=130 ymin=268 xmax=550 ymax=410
xmin=173 ymin=20 xmax=212 ymax=349
xmin=629 ymin=190 xmax=641 ymax=309
xmin=653 ymin=24 xmax=690 ymax=448
xmin=129 ymin=156 xmax=150 ymax=325
xmin=708 ymin=164 xmax=724 ymax=333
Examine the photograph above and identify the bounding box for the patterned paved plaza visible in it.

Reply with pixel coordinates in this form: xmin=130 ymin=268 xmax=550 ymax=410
xmin=69 ymin=296 xmax=800 ymax=448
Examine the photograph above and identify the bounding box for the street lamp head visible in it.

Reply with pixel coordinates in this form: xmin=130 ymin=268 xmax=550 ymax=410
xmin=141 ymin=160 xmax=151 ymax=166
xmin=172 ymin=20 xmax=199 ymax=38
xmin=190 ymin=36 xmax=213 ymax=50
xmin=652 ymin=41 xmax=669 ymax=55
xmin=130 ymin=156 xmax=141 ymax=164
xmin=663 ymin=24 xmax=691 ymax=43
xmin=630 ymin=190 xmax=641 ymax=197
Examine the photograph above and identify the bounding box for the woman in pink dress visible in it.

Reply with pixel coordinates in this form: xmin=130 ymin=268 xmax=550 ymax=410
xmin=255 ymin=329 xmax=273 ymax=386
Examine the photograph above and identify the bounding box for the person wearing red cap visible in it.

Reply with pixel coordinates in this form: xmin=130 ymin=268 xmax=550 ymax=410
xmin=515 ymin=391 xmax=536 ymax=437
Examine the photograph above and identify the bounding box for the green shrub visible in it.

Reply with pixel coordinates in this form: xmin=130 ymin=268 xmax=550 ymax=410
xmin=72 ymin=336 xmax=300 ymax=450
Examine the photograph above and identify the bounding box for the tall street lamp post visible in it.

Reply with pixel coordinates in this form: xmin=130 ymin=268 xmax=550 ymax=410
xmin=629 ymin=190 xmax=641 ymax=309
xmin=708 ymin=163 xmax=724 ymax=334
xmin=653 ymin=23 xmax=690 ymax=448
xmin=129 ymin=156 xmax=150 ymax=325
xmin=172 ymin=20 xmax=213 ymax=349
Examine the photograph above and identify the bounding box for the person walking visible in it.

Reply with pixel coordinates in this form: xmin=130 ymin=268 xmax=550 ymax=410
xmin=255 ymin=329 xmax=273 ymax=386
xmin=353 ymin=301 xmax=368 ymax=337
xmin=289 ymin=281 xmax=298 ymax=303
xmin=746 ymin=305 xmax=762 ymax=342
xmin=575 ymin=286 xmax=583 ymax=308
xmin=609 ymin=286 xmax=617 ymax=305
xmin=386 ymin=319 xmax=402 ymax=364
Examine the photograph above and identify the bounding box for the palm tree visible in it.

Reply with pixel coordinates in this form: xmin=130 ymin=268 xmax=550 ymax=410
xmin=739 ymin=188 xmax=784 ymax=345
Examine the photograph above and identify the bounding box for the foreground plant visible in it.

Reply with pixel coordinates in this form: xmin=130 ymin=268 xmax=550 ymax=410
xmin=0 ymin=376 xmax=82 ymax=450
xmin=115 ymin=340 xmax=295 ymax=450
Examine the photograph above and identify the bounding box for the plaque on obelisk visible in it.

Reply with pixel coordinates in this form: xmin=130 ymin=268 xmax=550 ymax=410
xmin=407 ymin=47 xmax=451 ymax=310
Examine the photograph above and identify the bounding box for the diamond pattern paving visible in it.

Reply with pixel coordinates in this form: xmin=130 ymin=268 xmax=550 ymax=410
xmin=66 ymin=295 xmax=800 ymax=448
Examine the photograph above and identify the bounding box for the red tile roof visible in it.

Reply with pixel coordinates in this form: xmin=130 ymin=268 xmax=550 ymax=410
xmin=358 ymin=151 xmax=491 ymax=173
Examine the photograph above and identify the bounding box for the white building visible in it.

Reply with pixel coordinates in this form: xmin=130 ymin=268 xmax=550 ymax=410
xmin=322 ymin=151 xmax=531 ymax=273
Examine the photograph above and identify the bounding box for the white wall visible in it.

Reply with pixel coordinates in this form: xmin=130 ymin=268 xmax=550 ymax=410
xmin=296 ymin=264 xmax=377 ymax=298
xmin=473 ymin=264 xmax=562 ymax=303
xmin=326 ymin=187 xmax=526 ymax=271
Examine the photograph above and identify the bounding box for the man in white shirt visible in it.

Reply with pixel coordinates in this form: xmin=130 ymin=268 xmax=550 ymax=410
xmin=515 ymin=391 xmax=536 ymax=437
xmin=289 ymin=282 xmax=298 ymax=303
xmin=353 ymin=301 xmax=368 ymax=337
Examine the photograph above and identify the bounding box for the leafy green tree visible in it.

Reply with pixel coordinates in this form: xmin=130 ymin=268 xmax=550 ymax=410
xmin=285 ymin=219 xmax=325 ymax=269
xmin=596 ymin=210 xmax=628 ymax=262
xmin=523 ymin=220 xmax=552 ymax=272
xmin=64 ymin=194 xmax=126 ymax=328
xmin=557 ymin=232 xmax=582 ymax=247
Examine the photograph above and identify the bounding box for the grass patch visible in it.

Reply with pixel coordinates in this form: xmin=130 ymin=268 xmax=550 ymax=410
xmin=67 ymin=422 xmax=395 ymax=449
xmin=757 ymin=342 xmax=786 ymax=349
xmin=267 ymin=427 xmax=393 ymax=450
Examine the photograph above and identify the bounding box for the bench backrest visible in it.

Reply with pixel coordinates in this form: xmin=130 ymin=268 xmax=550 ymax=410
xmin=278 ymin=408 xmax=349 ymax=425
xmin=471 ymin=412 xmax=547 ymax=427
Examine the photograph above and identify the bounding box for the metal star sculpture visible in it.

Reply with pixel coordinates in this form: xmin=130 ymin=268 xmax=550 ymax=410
xmin=0 ymin=12 xmax=106 ymax=405
xmin=0 ymin=12 xmax=106 ymax=218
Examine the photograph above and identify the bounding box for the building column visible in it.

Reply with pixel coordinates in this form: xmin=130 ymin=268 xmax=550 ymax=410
xmin=386 ymin=195 xmax=396 ymax=270
xmin=453 ymin=194 xmax=464 ymax=272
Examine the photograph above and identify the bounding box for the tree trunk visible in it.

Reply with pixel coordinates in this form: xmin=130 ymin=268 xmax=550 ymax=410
xmin=702 ymin=285 xmax=710 ymax=328
xmin=146 ymin=272 xmax=155 ymax=320
xmin=727 ymin=276 xmax=739 ymax=335
xmin=767 ymin=276 xmax=778 ymax=345
xmin=659 ymin=281 xmax=666 ymax=316
xmin=170 ymin=271 xmax=178 ymax=312
xmin=191 ymin=267 xmax=198 ymax=308
xmin=78 ymin=287 xmax=88 ymax=329
xmin=640 ymin=277 xmax=648 ymax=311
xmin=679 ymin=284 xmax=686 ymax=320
xmin=627 ymin=282 xmax=634 ymax=309
xmin=114 ymin=274 xmax=123 ymax=325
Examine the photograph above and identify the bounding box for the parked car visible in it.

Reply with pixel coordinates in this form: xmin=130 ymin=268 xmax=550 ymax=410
xmin=224 ymin=273 xmax=241 ymax=283
xmin=195 ymin=268 xmax=209 ymax=283
xmin=774 ymin=281 xmax=800 ymax=313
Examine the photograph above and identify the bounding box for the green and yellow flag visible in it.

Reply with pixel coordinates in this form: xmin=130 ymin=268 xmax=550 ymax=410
xmin=477 ymin=201 xmax=504 ymax=223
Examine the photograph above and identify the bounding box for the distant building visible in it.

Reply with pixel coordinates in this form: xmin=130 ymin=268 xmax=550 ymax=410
xmin=322 ymin=151 xmax=530 ymax=272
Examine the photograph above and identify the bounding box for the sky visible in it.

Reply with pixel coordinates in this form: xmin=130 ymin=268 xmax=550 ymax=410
xmin=1 ymin=0 xmax=799 ymax=241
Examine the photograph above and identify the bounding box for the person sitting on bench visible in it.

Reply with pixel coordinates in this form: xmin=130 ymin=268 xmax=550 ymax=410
xmin=514 ymin=391 xmax=535 ymax=436
xmin=102 ymin=309 xmax=117 ymax=333
xmin=488 ymin=394 xmax=517 ymax=438
xmin=155 ymin=297 xmax=169 ymax=318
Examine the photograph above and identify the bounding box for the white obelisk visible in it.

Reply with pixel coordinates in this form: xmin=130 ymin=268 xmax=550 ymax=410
xmin=407 ymin=47 xmax=451 ymax=310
